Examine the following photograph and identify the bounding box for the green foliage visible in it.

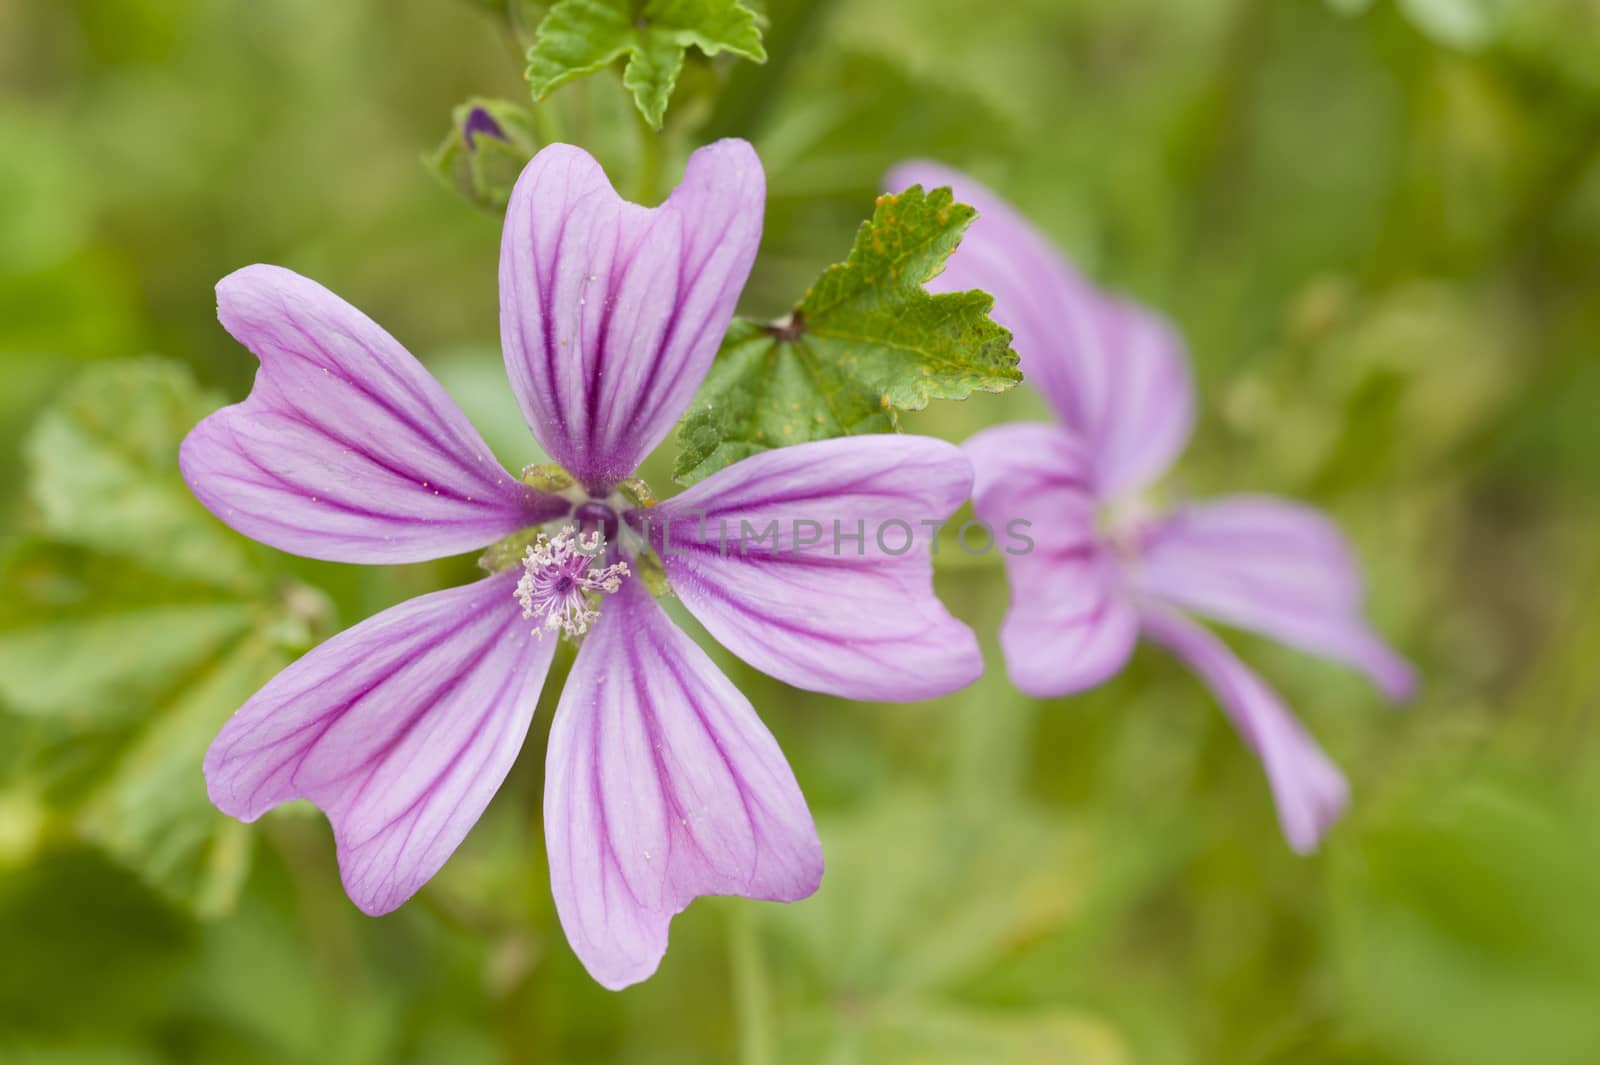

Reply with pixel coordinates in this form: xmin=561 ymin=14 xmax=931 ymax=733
xmin=0 ymin=847 xmax=196 ymax=1033
xmin=1327 ymin=0 xmax=1513 ymax=49
xmin=753 ymin=793 xmax=1125 ymax=1063
xmin=673 ymin=185 xmax=1021 ymax=484
xmin=1399 ymin=0 xmax=1512 ymax=48
xmin=1335 ymin=778 xmax=1600 ymax=1065
xmin=5 ymin=0 xmax=1600 ymax=1061
xmin=0 ymin=108 xmax=91 ymax=275
xmin=526 ymin=0 xmax=766 ymax=129
xmin=20 ymin=360 xmax=258 ymax=591
xmin=0 ymin=361 xmax=327 ymax=918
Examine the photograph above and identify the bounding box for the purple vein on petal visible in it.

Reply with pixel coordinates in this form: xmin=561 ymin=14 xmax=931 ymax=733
xmin=184 ymin=264 xmax=562 ymax=564
xmin=204 ymin=571 xmax=557 ymax=915
xmin=544 ymin=581 xmax=821 ymax=990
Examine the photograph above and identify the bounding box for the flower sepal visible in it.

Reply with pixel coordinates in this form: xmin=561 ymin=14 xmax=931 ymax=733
xmin=520 ymin=461 xmax=582 ymax=497
xmin=631 ymin=545 xmax=672 ymax=598
xmin=478 ymin=524 xmax=547 ymax=574
xmin=615 ymin=477 xmax=656 ymax=509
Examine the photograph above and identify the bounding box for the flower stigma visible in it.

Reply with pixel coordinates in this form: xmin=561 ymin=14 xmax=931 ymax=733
xmin=514 ymin=525 xmax=630 ymax=639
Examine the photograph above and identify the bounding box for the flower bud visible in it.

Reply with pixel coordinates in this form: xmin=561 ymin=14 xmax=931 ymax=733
xmin=426 ymin=98 xmax=537 ymax=212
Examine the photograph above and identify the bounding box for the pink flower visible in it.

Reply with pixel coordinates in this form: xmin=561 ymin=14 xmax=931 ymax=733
xmin=887 ymin=161 xmax=1415 ymax=852
xmin=182 ymin=140 xmax=981 ymax=989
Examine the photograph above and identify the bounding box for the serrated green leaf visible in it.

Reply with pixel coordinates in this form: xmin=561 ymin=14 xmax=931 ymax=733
xmin=23 ymin=358 xmax=259 ymax=592
xmin=673 ymin=185 xmax=1021 ymax=485
xmin=0 ymin=596 xmax=253 ymax=722
xmin=526 ymin=0 xmax=765 ymax=129
xmin=0 ymin=360 xmax=329 ymax=916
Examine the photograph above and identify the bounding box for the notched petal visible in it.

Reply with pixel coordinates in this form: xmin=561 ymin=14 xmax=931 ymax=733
xmin=183 ymin=265 xmax=562 ymax=564
xmin=544 ymin=581 xmax=821 ymax=990
xmin=500 ymin=139 xmax=765 ymax=493
xmin=204 ymin=571 xmax=556 ymax=915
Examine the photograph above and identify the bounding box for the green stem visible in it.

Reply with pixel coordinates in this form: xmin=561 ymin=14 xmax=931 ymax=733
xmin=730 ymin=905 xmax=776 ymax=1065
xmin=635 ymin=109 xmax=665 ymax=203
xmin=533 ymin=94 xmax=567 ymax=146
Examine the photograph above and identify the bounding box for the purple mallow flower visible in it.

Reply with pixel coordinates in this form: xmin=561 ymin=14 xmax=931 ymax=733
xmin=886 ymin=161 xmax=1416 ymax=852
xmin=182 ymin=139 xmax=981 ymax=989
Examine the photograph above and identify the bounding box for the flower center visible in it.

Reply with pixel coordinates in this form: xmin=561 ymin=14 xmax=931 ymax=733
xmin=1097 ymin=492 xmax=1160 ymax=564
xmin=513 ymin=525 xmax=630 ymax=639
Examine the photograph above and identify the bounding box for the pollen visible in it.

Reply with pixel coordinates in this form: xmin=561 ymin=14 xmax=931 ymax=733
xmin=513 ymin=525 xmax=630 ymax=640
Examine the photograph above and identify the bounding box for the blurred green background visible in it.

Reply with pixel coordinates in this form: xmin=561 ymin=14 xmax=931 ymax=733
xmin=3 ymin=1 xmax=1600 ymax=1063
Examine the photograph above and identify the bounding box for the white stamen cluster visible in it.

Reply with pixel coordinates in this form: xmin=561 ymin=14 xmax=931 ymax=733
xmin=514 ymin=525 xmax=630 ymax=639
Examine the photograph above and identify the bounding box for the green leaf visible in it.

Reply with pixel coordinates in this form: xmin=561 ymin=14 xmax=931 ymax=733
xmin=0 ymin=593 xmax=253 ymax=722
xmin=673 ymin=184 xmax=1021 ymax=485
xmin=73 ymin=629 xmax=290 ymax=919
xmin=525 ymin=0 xmax=765 ymax=129
xmin=0 ymin=846 xmax=195 ymax=1032
xmin=761 ymin=792 xmax=1127 ymax=1065
xmin=1335 ymin=779 xmax=1600 ymax=1065
xmin=0 ymin=360 xmax=330 ymax=916
xmin=22 ymin=358 xmax=259 ymax=592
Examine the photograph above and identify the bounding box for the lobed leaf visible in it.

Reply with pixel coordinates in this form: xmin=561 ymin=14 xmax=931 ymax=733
xmin=673 ymin=184 xmax=1021 ymax=485
xmin=526 ymin=0 xmax=765 ymax=129
xmin=0 ymin=360 xmax=328 ymax=916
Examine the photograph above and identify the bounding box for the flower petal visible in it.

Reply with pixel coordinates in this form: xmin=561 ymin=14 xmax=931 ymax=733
xmin=1139 ymin=606 xmax=1349 ymax=853
xmin=644 ymin=436 xmax=982 ymax=701
xmin=545 ymin=581 xmax=821 ymax=990
xmin=885 ymin=162 xmax=1193 ymax=496
xmin=181 ymin=265 xmax=562 ymax=564
xmin=500 ymin=140 xmax=764 ymax=492
xmin=964 ymin=423 xmax=1139 ymax=697
xmin=1132 ymin=495 xmax=1416 ymax=701
xmin=204 ymin=570 xmax=554 ymax=915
